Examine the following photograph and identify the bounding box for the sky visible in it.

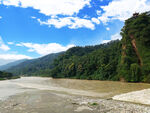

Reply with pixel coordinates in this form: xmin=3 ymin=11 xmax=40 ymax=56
xmin=0 ymin=0 xmax=150 ymax=65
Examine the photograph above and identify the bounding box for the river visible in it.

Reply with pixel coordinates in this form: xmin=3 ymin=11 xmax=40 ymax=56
xmin=0 ymin=77 xmax=150 ymax=113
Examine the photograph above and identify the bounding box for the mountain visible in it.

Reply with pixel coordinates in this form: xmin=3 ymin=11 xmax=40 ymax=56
xmin=50 ymin=40 xmax=121 ymax=80
xmin=7 ymin=11 xmax=150 ymax=83
xmin=7 ymin=52 xmax=64 ymax=76
xmin=50 ymin=11 xmax=150 ymax=83
xmin=0 ymin=59 xmax=27 ymax=71
xmin=118 ymin=11 xmax=150 ymax=82
xmin=0 ymin=59 xmax=16 ymax=66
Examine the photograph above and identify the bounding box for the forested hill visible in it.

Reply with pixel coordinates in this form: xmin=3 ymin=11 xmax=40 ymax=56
xmin=7 ymin=11 xmax=150 ymax=83
xmin=50 ymin=11 xmax=150 ymax=82
xmin=50 ymin=40 xmax=121 ymax=80
xmin=118 ymin=11 xmax=150 ymax=82
xmin=6 ymin=52 xmax=63 ymax=76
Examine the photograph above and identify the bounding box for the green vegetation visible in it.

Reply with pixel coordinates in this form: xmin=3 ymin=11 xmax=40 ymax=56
xmin=6 ymin=11 xmax=150 ymax=83
xmin=88 ymin=102 xmax=99 ymax=106
xmin=0 ymin=71 xmax=19 ymax=80
xmin=50 ymin=40 xmax=121 ymax=80
xmin=119 ymin=11 xmax=150 ymax=82
xmin=7 ymin=52 xmax=63 ymax=76
xmin=50 ymin=11 xmax=150 ymax=82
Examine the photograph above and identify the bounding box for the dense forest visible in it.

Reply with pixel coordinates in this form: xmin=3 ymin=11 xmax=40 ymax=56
xmin=6 ymin=11 xmax=150 ymax=83
xmin=119 ymin=12 xmax=150 ymax=82
xmin=50 ymin=40 xmax=121 ymax=80
xmin=0 ymin=71 xmax=18 ymax=80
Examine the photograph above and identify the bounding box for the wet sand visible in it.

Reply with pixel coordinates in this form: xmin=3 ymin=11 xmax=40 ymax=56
xmin=0 ymin=77 xmax=150 ymax=113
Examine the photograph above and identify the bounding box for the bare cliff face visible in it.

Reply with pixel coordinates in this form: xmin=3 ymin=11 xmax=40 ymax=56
xmin=130 ymin=35 xmax=143 ymax=66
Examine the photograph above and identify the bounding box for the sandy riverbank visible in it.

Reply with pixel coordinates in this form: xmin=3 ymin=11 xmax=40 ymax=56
xmin=113 ymin=88 xmax=150 ymax=105
xmin=1 ymin=90 xmax=150 ymax=113
xmin=0 ymin=77 xmax=150 ymax=113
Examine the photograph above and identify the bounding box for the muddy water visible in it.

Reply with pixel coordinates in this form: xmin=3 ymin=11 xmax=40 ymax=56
xmin=1 ymin=77 xmax=150 ymax=99
xmin=46 ymin=78 xmax=150 ymax=98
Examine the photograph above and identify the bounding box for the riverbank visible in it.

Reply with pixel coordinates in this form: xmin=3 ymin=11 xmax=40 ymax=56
xmin=113 ymin=88 xmax=150 ymax=105
xmin=0 ymin=90 xmax=150 ymax=113
xmin=0 ymin=76 xmax=20 ymax=81
xmin=0 ymin=77 xmax=150 ymax=113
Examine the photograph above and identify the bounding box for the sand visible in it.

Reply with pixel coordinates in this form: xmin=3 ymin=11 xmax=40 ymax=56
xmin=113 ymin=88 xmax=150 ymax=105
xmin=0 ymin=77 xmax=150 ymax=113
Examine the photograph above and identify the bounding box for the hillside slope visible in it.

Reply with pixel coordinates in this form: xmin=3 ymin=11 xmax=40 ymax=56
xmin=7 ymin=52 xmax=63 ymax=76
xmin=0 ymin=59 xmax=27 ymax=71
xmin=50 ymin=12 xmax=150 ymax=82
xmin=118 ymin=11 xmax=150 ymax=82
xmin=50 ymin=40 xmax=121 ymax=80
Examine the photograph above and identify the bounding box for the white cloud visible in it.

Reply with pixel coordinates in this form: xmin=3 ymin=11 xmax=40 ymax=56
xmin=0 ymin=16 xmax=2 ymax=19
xmin=106 ymin=27 xmax=110 ymax=31
xmin=101 ymin=33 xmax=122 ymax=44
xmin=2 ymin=0 xmax=91 ymax=16
xmin=99 ymin=0 xmax=150 ymax=23
xmin=1 ymin=0 xmax=99 ymax=30
xmin=38 ymin=17 xmax=95 ymax=30
xmin=0 ymin=36 xmax=10 ymax=51
xmin=83 ymin=15 xmax=90 ymax=19
xmin=96 ymin=10 xmax=101 ymax=15
xmin=111 ymin=33 xmax=122 ymax=40
xmin=91 ymin=18 xmax=100 ymax=24
xmin=16 ymin=43 xmax=23 ymax=46
xmin=16 ymin=42 xmax=75 ymax=55
xmin=101 ymin=40 xmax=110 ymax=44
xmin=0 ymin=54 xmax=32 ymax=60
xmin=7 ymin=42 xmax=14 ymax=45
xmin=31 ymin=16 xmax=36 ymax=19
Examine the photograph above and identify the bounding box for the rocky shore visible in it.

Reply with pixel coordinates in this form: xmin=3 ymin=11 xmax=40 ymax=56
xmin=0 ymin=90 xmax=150 ymax=113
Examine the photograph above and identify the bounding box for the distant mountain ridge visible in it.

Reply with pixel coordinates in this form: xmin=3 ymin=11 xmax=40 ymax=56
xmin=0 ymin=59 xmax=27 ymax=71
xmin=7 ymin=52 xmax=64 ymax=76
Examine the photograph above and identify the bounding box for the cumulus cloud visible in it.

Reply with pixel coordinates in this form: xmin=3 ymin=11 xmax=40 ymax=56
xmin=106 ymin=27 xmax=110 ymax=31
xmin=1 ymin=0 xmax=91 ymax=16
xmin=111 ymin=33 xmax=122 ymax=40
xmin=31 ymin=16 xmax=36 ymax=19
xmin=15 ymin=42 xmax=75 ymax=55
xmin=101 ymin=33 xmax=122 ymax=44
xmin=0 ymin=0 xmax=99 ymax=30
xmin=7 ymin=42 xmax=14 ymax=45
xmin=0 ymin=54 xmax=32 ymax=60
xmin=0 ymin=16 xmax=2 ymax=19
xmin=91 ymin=18 xmax=100 ymax=24
xmin=99 ymin=0 xmax=150 ymax=23
xmin=0 ymin=36 xmax=10 ymax=51
xmin=38 ymin=17 xmax=95 ymax=30
xmin=16 ymin=43 xmax=22 ymax=46
xmin=96 ymin=10 xmax=101 ymax=15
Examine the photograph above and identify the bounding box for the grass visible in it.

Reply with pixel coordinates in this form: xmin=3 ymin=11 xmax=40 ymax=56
xmin=88 ymin=102 xmax=99 ymax=106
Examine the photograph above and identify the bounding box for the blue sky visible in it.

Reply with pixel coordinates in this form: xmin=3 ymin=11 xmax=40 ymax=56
xmin=0 ymin=0 xmax=150 ymax=65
